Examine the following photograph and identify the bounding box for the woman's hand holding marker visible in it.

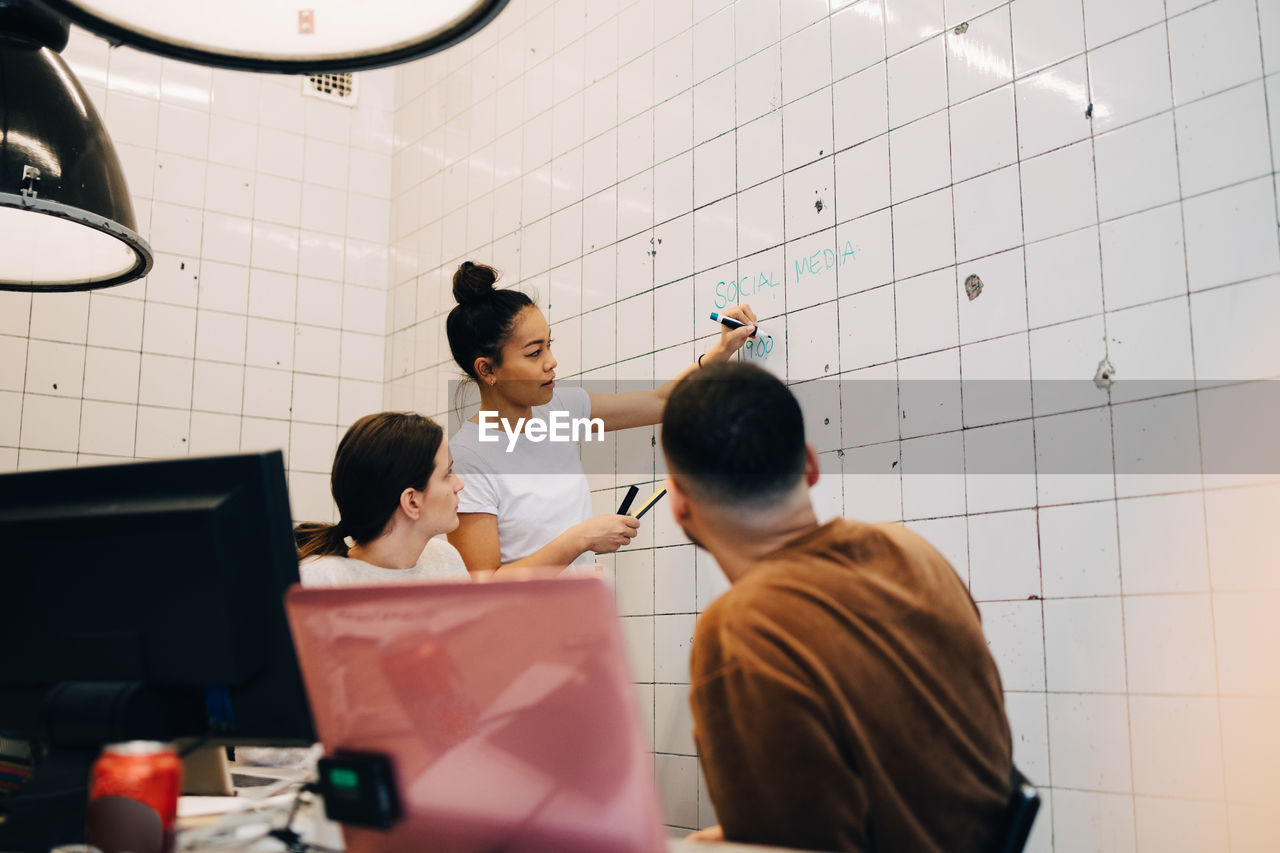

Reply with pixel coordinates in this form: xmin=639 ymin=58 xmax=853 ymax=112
xmin=701 ymin=304 xmax=758 ymax=365
xmin=574 ymin=513 xmax=640 ymax=554
xmin=710 ymin=311 xmax=758 ymax=336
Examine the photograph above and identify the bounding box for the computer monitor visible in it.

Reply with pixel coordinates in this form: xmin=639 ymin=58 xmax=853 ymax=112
xmin=0 ymin=451 xmax=315 ymax=852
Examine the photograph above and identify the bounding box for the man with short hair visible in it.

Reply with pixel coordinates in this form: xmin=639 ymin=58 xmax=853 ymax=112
xmin=661 ymin=362 xmax=1012 ymax=852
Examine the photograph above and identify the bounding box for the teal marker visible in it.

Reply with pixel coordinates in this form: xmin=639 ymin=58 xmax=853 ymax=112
xmin=710 ymin=312 xmax=758 ymax=337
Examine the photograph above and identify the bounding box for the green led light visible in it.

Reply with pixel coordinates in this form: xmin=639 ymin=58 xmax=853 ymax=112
xmin=328 ymin=767 xmax=360 ymax=790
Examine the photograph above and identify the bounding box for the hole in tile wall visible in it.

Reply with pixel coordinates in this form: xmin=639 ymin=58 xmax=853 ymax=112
xmin=964 ymin=274 xmax=983 ymax=300
xmin=1093 ymin=358 xmax=1116 ymax=390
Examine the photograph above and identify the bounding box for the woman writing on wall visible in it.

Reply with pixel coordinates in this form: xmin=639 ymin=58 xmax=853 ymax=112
xmin=445 ymin=261 xmax=757 ymax=577
xmin=294 ymin=411 xmax=469 ymax=586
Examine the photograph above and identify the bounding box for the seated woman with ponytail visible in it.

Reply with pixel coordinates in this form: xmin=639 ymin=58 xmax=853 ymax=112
xmin=445 ymin=261 xmax=757 ymax=578
xmin=294 ymin=411 xmax=469 ymax=586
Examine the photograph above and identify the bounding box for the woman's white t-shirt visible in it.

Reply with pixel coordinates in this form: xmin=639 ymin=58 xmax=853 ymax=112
xmin=450 ymin=386 xmax=595 ymax=568
xmin=299 ymin=537 xmax=470 ymax=587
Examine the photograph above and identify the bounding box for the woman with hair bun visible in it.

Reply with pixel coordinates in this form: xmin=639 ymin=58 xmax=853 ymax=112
xmin=294 ymin=411 xmax=469 ymax=586
xmin=445 ymin=261 xmax=757 ymax=577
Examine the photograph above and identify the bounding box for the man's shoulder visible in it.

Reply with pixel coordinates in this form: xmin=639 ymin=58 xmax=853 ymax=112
xmin=761 ymin=518 xmax=941 ymax=575
xmin=708 ymin=519 xmax=952 ymax=618
xmin=698 ymin=563 xmax=818 ymax=635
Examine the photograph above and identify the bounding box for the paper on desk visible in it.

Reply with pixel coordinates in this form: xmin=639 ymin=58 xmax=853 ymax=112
xmin=179 ymin=792 xmax=296 ymax=818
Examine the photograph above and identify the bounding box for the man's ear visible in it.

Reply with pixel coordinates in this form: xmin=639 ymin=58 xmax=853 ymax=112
xmin=400 ymin=487 xmax=422 ymax=520
xmin=804 ymin=444 xmax=820 ymax=487
xmin=665 ymin=475 xmax=691 ymax=524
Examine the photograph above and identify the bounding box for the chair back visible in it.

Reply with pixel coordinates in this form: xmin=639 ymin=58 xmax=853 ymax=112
xmin=997 ymin=765 xmax=1041 ymax=853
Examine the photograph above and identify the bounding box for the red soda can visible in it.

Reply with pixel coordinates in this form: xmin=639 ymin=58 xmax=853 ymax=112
xmin=87 ymin=741 xmax=183 ymax=853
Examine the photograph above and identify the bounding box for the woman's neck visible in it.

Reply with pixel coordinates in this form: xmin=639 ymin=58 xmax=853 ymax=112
xmin=471 ymin=386 xmax=533 ymax=424
xmin=348 ymin=524 xmax=430 ymax=571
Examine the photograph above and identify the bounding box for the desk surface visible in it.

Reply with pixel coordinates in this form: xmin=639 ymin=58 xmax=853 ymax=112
xmin=179 ymin=836 xmax=792 ymax=853
xmin=178 ymin=791 xmax=801 ymax=853
xmin=669 ymin=841 xmax=797 ymax=852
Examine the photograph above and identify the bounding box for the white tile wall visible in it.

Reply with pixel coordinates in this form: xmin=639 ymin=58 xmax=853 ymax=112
xmin=1 ymin=32 xmax=395 ymax=524
xmin=8 ymin=0 xmax=1272 ymax=845
xmin=378 ymin=0 xmax=1274 ymax=839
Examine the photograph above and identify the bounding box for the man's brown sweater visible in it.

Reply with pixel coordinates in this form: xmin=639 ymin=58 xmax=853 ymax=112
xmin=690 ymin=519 xmax=1012 ymax=852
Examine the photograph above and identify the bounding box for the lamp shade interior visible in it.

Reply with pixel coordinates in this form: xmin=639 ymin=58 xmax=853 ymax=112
xmin=34 ymin=0 xmax=510 ymax=72
xmin=0 ymin=201 xmax=148 ymax=289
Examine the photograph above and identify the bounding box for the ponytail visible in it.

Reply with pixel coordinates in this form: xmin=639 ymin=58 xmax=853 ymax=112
xmin=295 ymin=522 xmax=349 ymax=561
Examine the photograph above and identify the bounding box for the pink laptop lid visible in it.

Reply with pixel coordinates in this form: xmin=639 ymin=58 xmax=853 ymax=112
xmin=285 ymin=577 xmax=668 ymax=853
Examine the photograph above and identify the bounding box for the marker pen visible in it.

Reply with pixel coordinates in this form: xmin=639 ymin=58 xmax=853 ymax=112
xmin=710 ymin=312 xmax=758 ymax=336
xmin=633 ymin=487 xmax=667 ymax=519
xmin=616 ymin=484 xmax=639 ymax=515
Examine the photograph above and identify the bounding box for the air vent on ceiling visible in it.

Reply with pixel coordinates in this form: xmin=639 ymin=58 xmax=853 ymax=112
xmin=303 ymin=72 xmax=358 ymax=106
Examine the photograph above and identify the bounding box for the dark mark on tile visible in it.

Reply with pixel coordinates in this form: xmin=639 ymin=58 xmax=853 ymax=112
xmin=964 ymin=274 xmax=983 ymax=300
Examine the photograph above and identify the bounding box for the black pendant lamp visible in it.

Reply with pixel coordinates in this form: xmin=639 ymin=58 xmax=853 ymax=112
xmin=0 ymin=0 xmax=152 ymax=292
xmin=31 ymin=0 xmax=510 ymax=74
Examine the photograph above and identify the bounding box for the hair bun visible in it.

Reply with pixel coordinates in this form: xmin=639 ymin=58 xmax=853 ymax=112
xmin=452 ymin=261 xmax=499 ymax=305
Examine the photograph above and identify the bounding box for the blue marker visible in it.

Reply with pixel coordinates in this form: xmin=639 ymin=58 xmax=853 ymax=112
xmin=710 ymin=312 xmax=758 ymax=337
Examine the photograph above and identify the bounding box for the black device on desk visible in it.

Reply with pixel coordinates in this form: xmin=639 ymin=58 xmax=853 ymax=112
xmin=0 ymin=451 xmax=315 ymax=853
xmin=316 ymin=751 xmax=401 ymax=829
